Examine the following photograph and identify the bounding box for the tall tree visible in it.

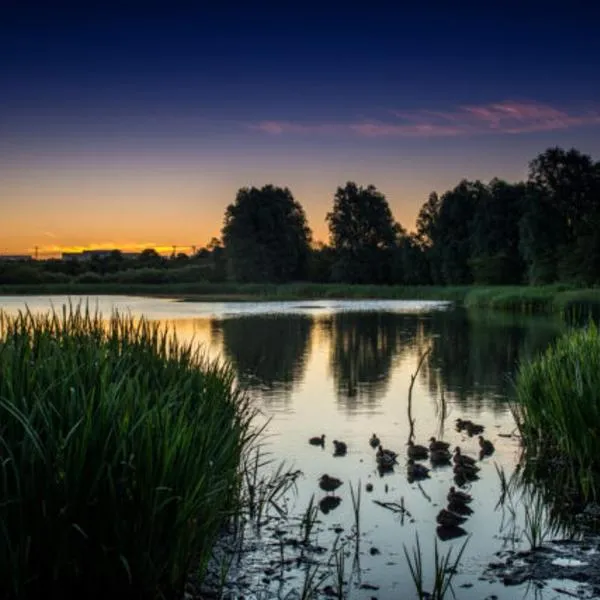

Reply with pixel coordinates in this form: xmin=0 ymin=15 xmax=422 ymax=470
xmin=222 ymin=185 xmax=312 ymax=282
xmin=435 ymin=180 xmax=482 ymax=284
xmin=470 ymin=179 xmax=526 ymax=284
xmin=521 ymin=147 xmax=600 ymax=283
xmin=326 ymin=182 xmax=399 ymax=283
xmin=415 ymin=192 xmax=443 ymax=283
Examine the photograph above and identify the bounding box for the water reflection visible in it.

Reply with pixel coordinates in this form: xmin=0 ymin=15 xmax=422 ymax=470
xmin=211 ymin=314 xmax=313 ymax=399
xmin=321 ymin=312 xmax=418 ymax=408
xmin=209 ymin=308 xmax=564 ymax=417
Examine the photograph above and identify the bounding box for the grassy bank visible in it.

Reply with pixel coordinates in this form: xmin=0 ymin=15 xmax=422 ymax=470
xmin=512 ymin=322 xmax=600 ymax=497
xmin=0 ymin=306 xmax=257 ymax=599
xmin=0 ymin=282 xmax=599 ymax=315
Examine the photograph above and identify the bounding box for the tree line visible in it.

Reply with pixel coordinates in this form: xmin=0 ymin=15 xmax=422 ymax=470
xmin=1 ymin=145 xmax=598 ymax=287
xmin=222 ymin=146 xmax=600 ymax=285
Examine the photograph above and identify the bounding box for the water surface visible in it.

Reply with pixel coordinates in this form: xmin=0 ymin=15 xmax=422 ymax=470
xmin=2 ymin=295 xmax=582 ymax=599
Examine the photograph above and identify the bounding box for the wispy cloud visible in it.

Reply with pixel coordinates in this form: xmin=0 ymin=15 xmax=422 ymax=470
xmin=251 ymin=101 xmax=600 ymax=138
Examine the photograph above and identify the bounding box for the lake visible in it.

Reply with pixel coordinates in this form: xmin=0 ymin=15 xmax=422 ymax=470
xmin=1 ymin=295 xmax=587 ymax=599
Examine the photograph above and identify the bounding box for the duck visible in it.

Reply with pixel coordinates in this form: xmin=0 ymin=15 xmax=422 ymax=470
xmin=319 ymin=474 xmax=343 ymax=494
xmin=377 ymin=444 xmax=398 ymax=461
xmin=319 ymin=495 xmax=342 ymax=514
xmin=436 ymin=508 xmax=467 ymax=528
xmin=447 ymin=486 xmax=472 ymax=505
xmin=429 ymin=448 xmax=452 ymax=464
xmin=478 ymin=436 xmax=495 ymax=456
xmin=448 ymin=499 xmax=474 ymax=515
xmin=407 ymin=440 xmax=429 ymax=460
xmin=369 ymin=433 xmax=381 ymax=448
xmin=407 ymin=459 xmax=430 ymax=480
xmin=455 ymin=418 xmax=471 ymax=431
xmin=375 ymin=453 xmax=397 ymax=471
xmin=309 ymin=434 xmax=325 ymax=446
xmin=466 ymin=422 xmax=484 ymax=436
xmin=332 ymin=440 xmax=347 ymax=456
xmin=453 ymin=463 xmax=480 ymax=481
xmin=453 ymin=446 xmax=477 ymax=467
xmin=429 ymin=437 xmax=450 ymax=452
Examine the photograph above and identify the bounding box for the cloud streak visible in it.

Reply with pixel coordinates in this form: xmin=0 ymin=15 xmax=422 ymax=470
xmin=251 ymin=101 xmax=600 ymax=138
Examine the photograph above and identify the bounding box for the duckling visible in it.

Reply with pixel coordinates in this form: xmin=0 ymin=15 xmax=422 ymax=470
xmin=466 ymin=422 xmax=484 ymax=436
xmin=376 ymin=450 xmax=397 ymax=469
xmin=453 ymin=463 xmax=480 ymax=482
xmin=309 ymin=434 xmax=325 ymax=446
xmin=447 ymin=486 xmax=472 ymax=505
xmin=407 ymin=459 xmax=430 ymax=480
xmin=369 ymin=433 xmax=381 ymax=448
xmin=377 ymin=444 xmax=398 ymax=461
xmin=448 ymin=499 xmax=474 ymax=515
xmin=429 ymin=437 xmax=450 ymax=452
xmin=332 ymin=440 xmax=347 ymax=456
xmin=319 ymin=495 xmax=342 ymax=514
xmin=453 ymin=446 xmax=477 ymax=467
xmin=478 ymin=435 xmax=495 ymax=456
xmin=454 ymin=470 xmax=479 ymax=488
xmin=436 ymin=508 xmax=467 ymax=528
xmin=455 ymin=418 xmax=471 ymax=431
xmin=407 ymin=440 xmax=429 ymax=460
xmin=319 ymin=474 xmax=343 ymax=494
xmin=429 ymin=448 xmax=452 ymax=464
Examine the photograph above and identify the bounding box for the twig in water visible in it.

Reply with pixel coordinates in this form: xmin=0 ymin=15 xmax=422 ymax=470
xmin=407 ymin=347 xmax=432 ymax=444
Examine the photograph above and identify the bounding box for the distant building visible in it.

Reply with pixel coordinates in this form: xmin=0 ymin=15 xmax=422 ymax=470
xmin=0 ymin=255 xmax=32 ymax=262
xmin=61 ymin=250 xmax=142 ymax=262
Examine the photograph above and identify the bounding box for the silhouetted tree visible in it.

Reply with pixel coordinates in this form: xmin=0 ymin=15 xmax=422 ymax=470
xmin=520 ymin=147 xmax=600 ymax=284
xmin=470 ymin=179 xmax=526 ymax=284
xmin=326 ymin=182 xmax=399 ymax=283
xmin=222 ymin=185 xmax=312 ymax=282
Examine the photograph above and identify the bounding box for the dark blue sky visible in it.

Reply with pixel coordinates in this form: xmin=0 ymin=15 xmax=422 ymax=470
xmin=2 ymin=1 xmax=600 ymax=254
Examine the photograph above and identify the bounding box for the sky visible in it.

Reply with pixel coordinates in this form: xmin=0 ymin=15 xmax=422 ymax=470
xmin=2 ymin=1 xmax=600 ymax=257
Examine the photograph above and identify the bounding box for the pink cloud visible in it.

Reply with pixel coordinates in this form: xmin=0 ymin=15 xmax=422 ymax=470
xmin=251 ymin=100 xmax=600 ymax=138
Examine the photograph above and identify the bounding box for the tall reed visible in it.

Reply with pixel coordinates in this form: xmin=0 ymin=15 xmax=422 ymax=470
xmin=512 ymin=321 xmax=600 ymax=493
xmin=0 ymin=304 xmax=258 ymax=599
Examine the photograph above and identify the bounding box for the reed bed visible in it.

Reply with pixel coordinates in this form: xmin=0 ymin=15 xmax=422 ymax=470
xmin=512 ymin=321 xmax=600 ymax=494
xmin=0 ymin=304 xmax=258 ymax=599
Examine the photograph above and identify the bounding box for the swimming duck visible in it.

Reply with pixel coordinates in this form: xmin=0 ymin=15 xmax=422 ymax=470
xmin=333 ymin=440 xmax=347 ymax=456
xmin=453 ymin=446 xmax=477 ymax=467
xmin=436 ymin=508 xmax=467 ymax=528
xmin=377 ymin=449 xmax=398 ymax=469
xmin=319 ymin=474 xmax=343 ymax=494
xmin=407 ymin=440 xmax=429 ymax=460
xmin=478 ymin=436 xmax=495 ymax=456
xmin=377 ymin=445 xmax=398 ymax=461
xmin=369 ymin=433 xmax=381 ymax=448
xmin=429 ymin=437 xmax=451 ymax=452
xmin=429 ymin=448 xmax=452 ymax=464
xmin=319 ymin=495 xmax=342 ymax=514
xmin=453 ymin=462 xmax=480 ymax=479
xmin=309 ymin=434 xmax=325 ymax=446
xmin=407 ymin=459 xmax=430 ymax=480
xmin=447 ymin=486 xmax=472 ymax=505
xmin=466 ymin=422 xmax=484 ymax=436
xmin=448 ymin=499 xmax=474 ymax=515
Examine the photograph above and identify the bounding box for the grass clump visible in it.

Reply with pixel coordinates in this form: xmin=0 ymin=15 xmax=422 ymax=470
xmin=0 ymin=304 xmax=257 ymax=599
xmin=513 ymin=321 xmax=600 ymax=491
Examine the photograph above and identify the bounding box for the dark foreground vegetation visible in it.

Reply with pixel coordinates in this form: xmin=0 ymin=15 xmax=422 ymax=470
xmin=2 ymin=146 xmax=600 ymax=292
xmin=0 ymin=307 xmax=257 ymax=599
xmin=513 ymin=322 xmax=600 ymax=499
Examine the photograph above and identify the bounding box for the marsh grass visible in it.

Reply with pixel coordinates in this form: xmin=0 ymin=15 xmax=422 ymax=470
xmin=300 ymin=494 xmax=320 ymax=545
xmin=0 ymin=304 xmax=258 ymax=599
xmin=512 ymin=322 xmax=600 ymax=497
xmin=403 ymin=533 xmax=469 ymax=599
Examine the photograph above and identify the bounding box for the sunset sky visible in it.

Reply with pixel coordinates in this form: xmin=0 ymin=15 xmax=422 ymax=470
xmin=2 ymin=2 xmax=600 ymax=257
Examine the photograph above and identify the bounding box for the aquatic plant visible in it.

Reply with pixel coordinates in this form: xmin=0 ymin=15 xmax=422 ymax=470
xmin=300 ymin=494 xmax=320 ymax=545
xmin=512 ymin=321 xmax=600 ymax=496
xmin=403 ymin=533 xmax=469 ymax=599
xmin=0 ymin=304 xmax=258 ymax=599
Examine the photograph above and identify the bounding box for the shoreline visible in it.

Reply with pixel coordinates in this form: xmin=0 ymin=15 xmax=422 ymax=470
xmin=0 ymin=283 xmax=599 ymax=315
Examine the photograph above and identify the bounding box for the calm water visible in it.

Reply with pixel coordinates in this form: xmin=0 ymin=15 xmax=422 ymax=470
xmin=1 ymin=295 xmax=585 ymax=599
